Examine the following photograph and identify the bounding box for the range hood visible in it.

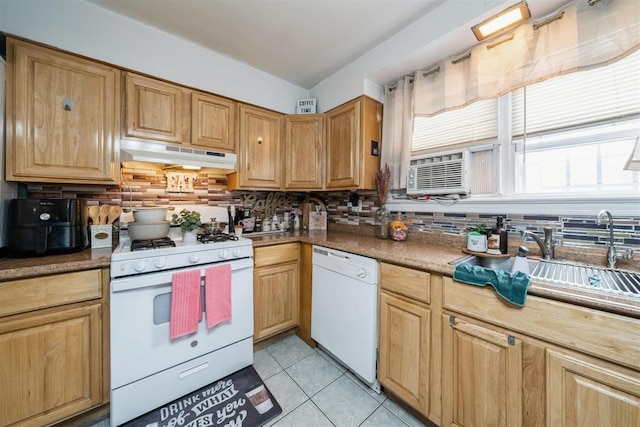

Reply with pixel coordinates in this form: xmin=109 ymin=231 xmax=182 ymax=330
xmin=120 ymin=139 xmax=236 ymax=170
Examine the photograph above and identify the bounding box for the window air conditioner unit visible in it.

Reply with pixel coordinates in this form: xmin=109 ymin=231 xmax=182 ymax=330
xmin=407 ymin=150 xmax=470 ymax=196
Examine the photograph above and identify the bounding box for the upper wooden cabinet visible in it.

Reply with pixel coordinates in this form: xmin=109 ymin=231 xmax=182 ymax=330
xmin=5 ymin=38 xmax=120 ymax=184
xmin=284 ymin=114 xmax=324 ymax=190
xmin=228 ymin=103 xmax=284 ymax=190
xmin=124 ymin=72 xmax=190 ymax=144
xmin=124 ymin=73 xmax=236 ymax=153
xmin=325 ymin=96 xmax=382 ymax=190
xmin=191 ymin=91 xmax=236 ymax=152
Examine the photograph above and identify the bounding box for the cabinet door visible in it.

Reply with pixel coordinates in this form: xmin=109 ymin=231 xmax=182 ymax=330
xmin=547 ymin=348 xmax=640 ymax=427
xmin=0 ymin=303 xmax=102 ymax=426
xmin=325 ymin=99 xmax=361 ymax=189
xmin=125 ymin=72 xmax=189 ymax=144
xmin=285 ymin=114 xmax=324 ymax=190
xmin=233 ymin=104 xmax=283 ymax=189
xmin=378 ymin=291 xmax=430 ymax=415
xmin=192 ymin=92 xmax=236 ymax=152
xmin=6 ymin=38 xmax=120 ymax=184
xmin=442 ymin=315 xmax=523 ymax=427
xmin=254 ymin=262 xmax=299 ymax=341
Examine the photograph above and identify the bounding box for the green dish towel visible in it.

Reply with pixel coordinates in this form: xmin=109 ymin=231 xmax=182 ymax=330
xmin=453 ymin=263 xmax=532 ymax=307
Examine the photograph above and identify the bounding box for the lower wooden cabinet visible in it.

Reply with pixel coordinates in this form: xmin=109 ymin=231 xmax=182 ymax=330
xmin=253 ymin=243 xmax=299 ymax=342
xmin=378 ymin=262 xmax=437 ymax=420
xmin=546 ymin=347 xmax=640 ymax=427
xmin=0 ymin=269 xmax=108 ymax=427
xmin=441 ymin=314 xmax=523 ymax=427
xmin=378 ymin=291 xmax=430 ymax=412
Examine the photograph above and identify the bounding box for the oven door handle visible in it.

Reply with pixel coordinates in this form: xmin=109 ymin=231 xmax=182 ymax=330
xmin=111 ymin=258 xmax=253 ymax=293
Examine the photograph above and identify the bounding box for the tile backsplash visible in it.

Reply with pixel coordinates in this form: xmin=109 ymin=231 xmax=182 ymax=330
xmin=24 ymin=166 xmax=639 ymax=263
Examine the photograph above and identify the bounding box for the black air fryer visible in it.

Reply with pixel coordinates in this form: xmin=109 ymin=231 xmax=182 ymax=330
xmin=7 ymin=199 xmax=88 ymax=257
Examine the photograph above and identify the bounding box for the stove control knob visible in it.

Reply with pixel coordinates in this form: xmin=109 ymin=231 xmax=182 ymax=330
xmin=134 ymin=260 xmax=147 ymax=272
xmin=232 ymin=248 xmax=242 ymax=258
xmin=188 ymin=253 xmax=200 ymax=264
xmin=218 ymin=250 xmax=229 ymax=260
xmin=154 ymin=257 xmax=167 ymax=268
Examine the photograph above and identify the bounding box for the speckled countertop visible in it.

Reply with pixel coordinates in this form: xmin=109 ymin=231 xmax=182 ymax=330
xmin=1 ymin=229 xmax=638 ymax=319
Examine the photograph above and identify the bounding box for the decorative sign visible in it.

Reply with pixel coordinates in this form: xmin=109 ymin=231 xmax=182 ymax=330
xmin=165 ymin=172 xmax=198 ymax=193
xmin=243 ymin=192 xmax=294 ymax=218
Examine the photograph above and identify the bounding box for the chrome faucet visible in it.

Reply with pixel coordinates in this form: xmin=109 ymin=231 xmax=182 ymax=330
xmin=597 ymin=210 xmax=633 ymax=269
xmin=521 ymin=227 xmax=555 ymax=260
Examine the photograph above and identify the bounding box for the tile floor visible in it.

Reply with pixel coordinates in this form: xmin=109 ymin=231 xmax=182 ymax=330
xmin=91 ymin=334 xmax=435 ymax=427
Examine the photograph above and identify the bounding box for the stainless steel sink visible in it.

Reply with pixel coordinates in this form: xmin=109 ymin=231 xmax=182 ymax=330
xmin=450 ymin=255 xmax=640 ymax=297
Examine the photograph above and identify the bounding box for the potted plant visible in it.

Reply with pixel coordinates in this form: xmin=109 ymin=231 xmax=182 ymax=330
xmin=465 ymin=223 xmax=491 ymax=252
xmin=171 ymin=209 xmax=202 ymax=242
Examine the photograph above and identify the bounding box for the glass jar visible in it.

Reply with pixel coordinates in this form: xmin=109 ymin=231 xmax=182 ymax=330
xmin=374 ymin=205 xmax=391 ymax=239
xmin=389 ymin=213 xmax=408 ymax=241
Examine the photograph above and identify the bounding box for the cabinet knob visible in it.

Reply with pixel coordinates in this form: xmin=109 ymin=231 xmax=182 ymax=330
xmin=61 ymin=98 xmax=74 ymax=111
xmin=257 ymin=137 xmax=263 ymax=144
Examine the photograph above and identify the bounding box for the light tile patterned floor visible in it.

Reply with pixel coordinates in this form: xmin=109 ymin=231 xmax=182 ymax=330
xmin=92 ymin=334 xmax=435 ymax=427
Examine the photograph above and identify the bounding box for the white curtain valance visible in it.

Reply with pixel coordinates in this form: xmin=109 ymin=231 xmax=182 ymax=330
xmin=414 ymin=0 xmax=640 ymax=117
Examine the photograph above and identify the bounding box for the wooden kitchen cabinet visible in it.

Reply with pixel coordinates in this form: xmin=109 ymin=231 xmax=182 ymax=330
xmin=124 ymin=72 xmax=190 ymax=144
xmin=191 ymin=91 xmax=236 ymax=152
xmin=0 ymin=269 xmax=108 ymax=426
xmin=325 ymin=96 xmax=382 ymax=190
xmin=5 ymin=37 xmax=120 ymax=185
xmin=284 ymin=114 xmax=324 ymax=190
xmin=378 ymin=263 xmax=434 ymax=418
xmin=441 ymin=314 xmax=523 ymax=427
xmin=547 ymin=347 xmax=640 ymax=426
xmin=228 ymin=104 xmax=284 ymax=190
xmin=253 ymin=243 xmax=299 ymax=342
xmin=443 ymin=276 xmax=640 ymax=427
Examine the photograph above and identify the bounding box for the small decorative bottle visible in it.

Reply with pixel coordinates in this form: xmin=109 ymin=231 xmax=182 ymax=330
xmin=374 ymin=205 xmax=391 ymax=239
xmin=389 ymin=213 xmax=408 ymax=242
xmin=293 ymin=214 xmax=300 ymax=231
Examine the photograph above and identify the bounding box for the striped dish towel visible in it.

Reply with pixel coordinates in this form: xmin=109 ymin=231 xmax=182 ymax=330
xmin=205 ymin=264 xmax=232 ymax=328
xmin=170 ymin=269 xmax=202 ymax=339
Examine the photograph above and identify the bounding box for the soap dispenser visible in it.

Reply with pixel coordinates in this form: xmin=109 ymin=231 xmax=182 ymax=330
xmin=511 ymin=246 xmax=531 ymax=275
xmin=491 ymin=216 xmax=509 ymax=254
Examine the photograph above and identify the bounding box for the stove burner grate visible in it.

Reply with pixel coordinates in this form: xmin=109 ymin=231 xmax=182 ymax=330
xmin=197 ymin=232 xmax=239 ymax=244
xmin=131 ymin=237 xmax=176 ymax=251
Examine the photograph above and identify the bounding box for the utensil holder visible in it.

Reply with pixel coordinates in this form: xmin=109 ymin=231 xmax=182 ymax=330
xmin=91 ymin=225 xmax=112 ymax=248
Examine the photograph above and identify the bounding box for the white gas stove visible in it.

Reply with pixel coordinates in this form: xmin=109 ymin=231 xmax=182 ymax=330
xmin=109 ymin=205 xmax=254 ymax=426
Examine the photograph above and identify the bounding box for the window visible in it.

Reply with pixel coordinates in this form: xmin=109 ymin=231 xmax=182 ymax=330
xmin=410 ymin=50 xmax=640 ymax=198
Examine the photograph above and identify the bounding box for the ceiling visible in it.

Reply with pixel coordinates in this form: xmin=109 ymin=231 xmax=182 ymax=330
xmin=84 ymin=0 xmax=568 ymax=90
xmin=85 ymin=0 xmax=444 ymax=88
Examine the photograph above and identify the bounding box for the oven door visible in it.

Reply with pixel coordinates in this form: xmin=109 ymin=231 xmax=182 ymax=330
xmin=110 ymin=258 xmax=253 ymax=389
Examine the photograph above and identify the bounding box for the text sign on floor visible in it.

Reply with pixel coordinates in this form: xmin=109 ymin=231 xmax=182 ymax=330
xmin=122 ymin=366 xmax=281 ymax=427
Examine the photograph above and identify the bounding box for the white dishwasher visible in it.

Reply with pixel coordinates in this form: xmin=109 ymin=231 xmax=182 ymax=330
xmin=311 ymin=245 xmax=380 ymax=393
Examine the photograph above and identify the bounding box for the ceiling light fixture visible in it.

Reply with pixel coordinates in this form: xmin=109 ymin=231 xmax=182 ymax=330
xmin=471 ymin=1 xmax=531 ymax=41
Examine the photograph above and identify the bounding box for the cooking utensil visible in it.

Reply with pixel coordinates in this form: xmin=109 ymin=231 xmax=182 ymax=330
xmin=99 ymin=204 xmax=111 ymax=225
xmin=108 ymin=206 xmax=123 ymax=224
xmin=201 ymin=218 xmax=227 ymax=234
xmin=88 ymin=205 xmax=100 ymax=225
xmin=127 ymin=221 xmax=170 ymax=240
xmin=133 ymin=207 xmax=168 ymax=223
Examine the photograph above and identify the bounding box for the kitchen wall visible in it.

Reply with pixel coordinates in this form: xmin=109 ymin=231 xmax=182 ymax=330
xmin=26 ymin=168 xmax=640 ymax=266
xmin=0 ymin=0 xmax=306 ymax=113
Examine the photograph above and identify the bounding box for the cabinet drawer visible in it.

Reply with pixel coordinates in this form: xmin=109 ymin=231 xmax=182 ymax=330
xmin=0 ymin=270 xmax=103 ymax=317
xmin=380 ymin=263 xmax=430 ymax=303
xmin=254 ymin=243 xmax=299 ymax=268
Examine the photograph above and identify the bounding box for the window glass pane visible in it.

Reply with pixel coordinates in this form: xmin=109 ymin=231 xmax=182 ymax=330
xmin=516 ymin=139 xmax=637 ymax=194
